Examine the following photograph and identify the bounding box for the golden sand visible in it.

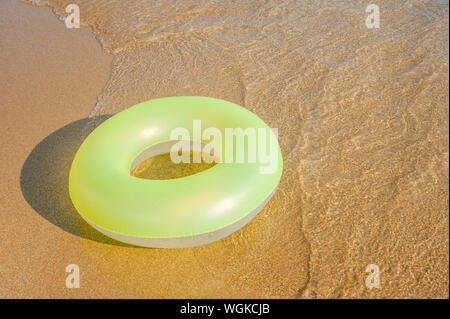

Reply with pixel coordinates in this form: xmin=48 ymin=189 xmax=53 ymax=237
xmin=0 ymin=0 xmax=116 ymax=298
xmin=1 ymin=0 xmax=448 ymax=298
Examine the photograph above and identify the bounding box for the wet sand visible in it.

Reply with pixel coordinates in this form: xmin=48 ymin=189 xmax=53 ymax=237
xmin=1 ymin=0 xmax=449 ymax=298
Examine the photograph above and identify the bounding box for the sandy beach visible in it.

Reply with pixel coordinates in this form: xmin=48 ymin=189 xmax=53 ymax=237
xmin=1 ymin=0 xmax=448 ymax=298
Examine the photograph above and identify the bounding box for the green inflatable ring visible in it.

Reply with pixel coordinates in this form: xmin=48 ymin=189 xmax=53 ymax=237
xmin=69 ymin=96 xmax=282 ymax=248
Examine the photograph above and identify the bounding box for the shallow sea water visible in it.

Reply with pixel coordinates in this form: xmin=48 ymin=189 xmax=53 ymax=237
xmin=26 ymin=0 xmax=449 ymax=297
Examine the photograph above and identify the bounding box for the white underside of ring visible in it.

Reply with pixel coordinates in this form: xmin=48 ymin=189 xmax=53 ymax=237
xmin=78 ymin=185 xmax=278 ymax=248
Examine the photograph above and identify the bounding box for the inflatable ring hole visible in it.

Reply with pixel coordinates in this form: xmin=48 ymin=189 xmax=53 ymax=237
xmin=130 ymin=140 xmax=219 ymax=180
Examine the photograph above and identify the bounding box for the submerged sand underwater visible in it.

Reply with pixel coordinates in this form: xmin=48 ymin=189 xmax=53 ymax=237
xmin=1 ymin=0 xmax=448 ymax=298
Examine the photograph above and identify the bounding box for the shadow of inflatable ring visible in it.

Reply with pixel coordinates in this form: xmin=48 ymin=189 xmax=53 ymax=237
xmin=20 ymin=115 xmax=134 ymax=247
